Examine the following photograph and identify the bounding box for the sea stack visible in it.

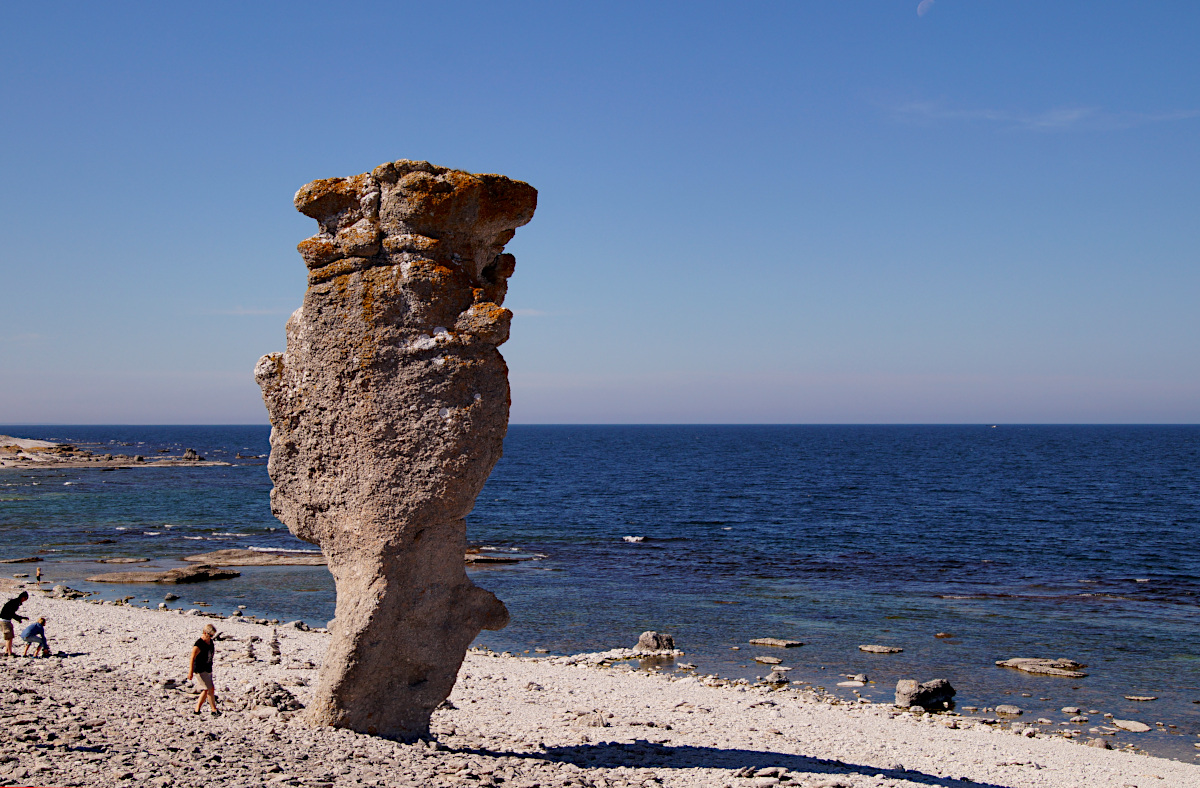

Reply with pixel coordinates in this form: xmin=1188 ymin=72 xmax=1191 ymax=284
xmin=255 ymin=160 xmax=536 ymax=738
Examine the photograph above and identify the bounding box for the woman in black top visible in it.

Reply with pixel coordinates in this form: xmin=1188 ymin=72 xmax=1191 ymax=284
xmin=1 ymin=591 xmax=29 ymax=657
xmin=187 ymin=623 xmax=220 ymax=716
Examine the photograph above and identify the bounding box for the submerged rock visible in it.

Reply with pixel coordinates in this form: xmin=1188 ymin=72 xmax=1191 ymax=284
xmin=256 ymin=159 xmax=536 ymax=739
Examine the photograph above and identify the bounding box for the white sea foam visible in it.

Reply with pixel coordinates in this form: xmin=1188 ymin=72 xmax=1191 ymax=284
xmin=247 ymin=546 xmax=322 ymax=555
xmin=622 ymin=535 xmax=645 ymax=543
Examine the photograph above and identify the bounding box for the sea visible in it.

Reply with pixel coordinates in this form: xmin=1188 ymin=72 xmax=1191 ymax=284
xmin=1 ymin=424 xmax=1197 ymax=760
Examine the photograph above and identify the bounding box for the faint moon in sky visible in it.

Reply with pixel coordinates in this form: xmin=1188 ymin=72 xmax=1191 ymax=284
xmin=917 ymin=0 xmax=935 ymax=16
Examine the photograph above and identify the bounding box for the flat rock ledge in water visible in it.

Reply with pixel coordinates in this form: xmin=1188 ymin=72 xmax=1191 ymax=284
xmin=86 ymin=564 xmax=240 ymax=584
xmin=184 ymin=549 xmax=328 ymax=566
xmin=749 ymin=637 xmax=803 ymax=648
xmin=995 ymin=657 xmax=1089 ymax=678
xmin=255 ymin=159 xmax=536 ymax=739
xmin=860 ymin=644 xmax=904 ymax=654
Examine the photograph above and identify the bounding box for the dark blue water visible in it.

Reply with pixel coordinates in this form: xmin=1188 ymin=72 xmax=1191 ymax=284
xmin=1 ymin=425 xmax=1198 ymax=759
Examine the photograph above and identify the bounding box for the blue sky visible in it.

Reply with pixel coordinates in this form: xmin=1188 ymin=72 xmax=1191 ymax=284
xmin=2 ymin=1 xmax=1197 ymax=424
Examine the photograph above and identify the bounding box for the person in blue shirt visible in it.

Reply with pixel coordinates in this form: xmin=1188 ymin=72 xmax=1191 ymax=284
xmin=20 ymin=617 xmax=49 ymax=657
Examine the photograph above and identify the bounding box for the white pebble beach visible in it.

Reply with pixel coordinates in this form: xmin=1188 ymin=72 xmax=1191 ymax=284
xmin=2 ymin=592 xmax=1198 ymax=788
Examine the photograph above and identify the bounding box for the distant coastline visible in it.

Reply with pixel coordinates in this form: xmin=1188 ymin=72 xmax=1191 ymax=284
xmin=0 ymin=434 xmax=230 ymax=469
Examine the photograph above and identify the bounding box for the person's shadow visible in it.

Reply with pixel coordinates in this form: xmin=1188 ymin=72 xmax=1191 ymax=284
xmin=447 ymin=738 xmax=1013 ymax=788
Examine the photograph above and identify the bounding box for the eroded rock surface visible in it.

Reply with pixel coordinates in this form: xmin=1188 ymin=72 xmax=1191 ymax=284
xmin=255 ymin=159 xmax=536 ymax=738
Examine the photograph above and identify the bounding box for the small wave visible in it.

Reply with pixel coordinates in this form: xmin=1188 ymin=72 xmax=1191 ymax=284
xmin=183 ymin=536 xmax=204 ymax=540
xmin=63 ymin=482 xmax=74 ymax=486
xmin=246 ymin=546 xmax=322 ymax=555
xmin=623 ymin=536 xmax=646 ymax=543
xmin=115 ymin=527 xmax=128 ymax=531
xmin=143 ymin=531 xmax=161 ymax=536
xmin=212 ymin=532 xmax=246 ymax=537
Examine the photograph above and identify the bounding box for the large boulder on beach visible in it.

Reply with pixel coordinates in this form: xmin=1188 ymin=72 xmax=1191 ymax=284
xmin=255 ymin=159 xmax=536 ymax=739
xmin=635 ymin=631 xmax=675 ymax=651
xmin=895 ymin=678 xmax=955 ymax=709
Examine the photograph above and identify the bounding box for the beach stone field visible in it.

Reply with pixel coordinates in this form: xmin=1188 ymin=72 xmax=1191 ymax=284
xmin=1 ymin=594 xmax=1198 ymax=788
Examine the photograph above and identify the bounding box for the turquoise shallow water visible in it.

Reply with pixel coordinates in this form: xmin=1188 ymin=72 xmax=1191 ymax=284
xmin=1 ymin=424 xmax=1198 ymax=760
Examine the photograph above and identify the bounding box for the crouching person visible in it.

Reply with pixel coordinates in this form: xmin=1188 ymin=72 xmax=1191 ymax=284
xmin=20 ymin=617 xmax=50 ymax=657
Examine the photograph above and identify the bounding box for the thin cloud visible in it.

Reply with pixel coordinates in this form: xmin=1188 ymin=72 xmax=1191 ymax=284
xmin=893 ymin=100 xmax=1199 ymax=132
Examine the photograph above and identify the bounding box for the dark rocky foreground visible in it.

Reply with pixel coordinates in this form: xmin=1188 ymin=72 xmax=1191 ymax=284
xmin=0 ymin=655 xmax=618 ymax=788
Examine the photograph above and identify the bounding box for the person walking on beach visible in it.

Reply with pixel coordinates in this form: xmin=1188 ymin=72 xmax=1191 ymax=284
xmin=188 ymin=623 xmax=221 ymax=716
xmin=20 ymin=617 xmax=50 ymax=657
xmin=1 ymin=591 xmax=29 ymax=657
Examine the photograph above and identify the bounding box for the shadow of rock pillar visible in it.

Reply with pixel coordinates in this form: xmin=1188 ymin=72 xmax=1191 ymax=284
xmin=255 ymin=159 xmax=535 ymax=739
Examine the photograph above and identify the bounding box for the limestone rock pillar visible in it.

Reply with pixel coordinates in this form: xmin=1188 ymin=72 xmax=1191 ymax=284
xmin=255 ymin=160 xmax=536 ymax=738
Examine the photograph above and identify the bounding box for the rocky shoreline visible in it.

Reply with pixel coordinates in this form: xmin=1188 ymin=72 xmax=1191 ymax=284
xmin=0 ymin=436 xmax=229 ymax=469
xmin=1 ymin=589 xmax=1197 ymax=787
